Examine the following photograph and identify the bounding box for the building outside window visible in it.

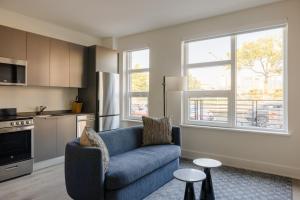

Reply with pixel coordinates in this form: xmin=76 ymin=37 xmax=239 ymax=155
xmin=125 ymin=48 xmax=150 ymax=120
xmin=183 ymin=26 xmax=287 ymax=132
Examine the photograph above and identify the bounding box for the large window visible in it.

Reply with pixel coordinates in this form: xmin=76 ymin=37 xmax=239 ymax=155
xmin=125 ymin=49 xmax=150 ymax=119
xmin=184 ymin=26 xmax=287 ymax=132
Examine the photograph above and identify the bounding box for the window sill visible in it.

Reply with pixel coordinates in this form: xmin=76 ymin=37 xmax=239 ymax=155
xmin=180 ymin=124 xmax=290 ymax=136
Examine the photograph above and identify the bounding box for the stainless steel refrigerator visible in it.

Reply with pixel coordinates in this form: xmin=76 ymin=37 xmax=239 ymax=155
xmin=96 ymin=71 xmax=120 ymax=131
xmin=78 ymin=45 xmax=119 ymax=132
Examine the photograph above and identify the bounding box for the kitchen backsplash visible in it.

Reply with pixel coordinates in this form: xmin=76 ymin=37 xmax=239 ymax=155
xmin=0 ymin=86 xmax=77 ymax=112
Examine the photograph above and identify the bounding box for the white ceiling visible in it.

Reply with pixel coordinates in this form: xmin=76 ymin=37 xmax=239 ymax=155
xmin=0 ymin=0 xmax=282 ymax=38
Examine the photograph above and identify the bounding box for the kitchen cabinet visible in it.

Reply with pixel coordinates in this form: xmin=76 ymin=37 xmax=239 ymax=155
xmin=27 ymin=33 xmax=50 ymax=86
xmin=0 ymin=25 xmax=26 ymax=60
xmin=69 ymin=44 xmax=87 ymax=88
xmin=50 ymin=39 xmax=70 ymax=87
xmin=34 ymin=117 xmax=57 ymax=162
xmin=34 ymin=115 xmax=77 ymax=162
xmin=56 ymin=115 xmax=77 ymax=156
xmin=95 ymin=46 xmax=118 ymax=73
xmin=0 ymin=25 xmax=88 ymax=88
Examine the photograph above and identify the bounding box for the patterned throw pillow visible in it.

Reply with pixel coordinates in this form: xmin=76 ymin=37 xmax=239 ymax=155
xmin=142 ymin=116 xmax=173 ymax=145
xmin=80 ymin=127 xmax=110 ymax=172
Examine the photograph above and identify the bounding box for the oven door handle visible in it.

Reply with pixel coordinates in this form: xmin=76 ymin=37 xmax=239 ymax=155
xmin=0 ymin=125 xmax=34 ymax=134
xmin=5 ymin=165 xmax=19 ymax=171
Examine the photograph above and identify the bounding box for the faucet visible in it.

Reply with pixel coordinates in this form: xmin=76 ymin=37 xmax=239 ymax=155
xmin=36 ymin=106 xmax=47 ymax=115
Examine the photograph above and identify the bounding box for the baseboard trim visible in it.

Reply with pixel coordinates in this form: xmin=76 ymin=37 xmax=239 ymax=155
xmin=182 ymin=149 xmax=300 ymax=179
xmin=33 ymin=156 xmax=64 ymax=171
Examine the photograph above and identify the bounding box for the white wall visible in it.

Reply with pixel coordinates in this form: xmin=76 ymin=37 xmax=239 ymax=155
xmin=0 ymin=7 xmax=101 ymax=112
xmin=118 ymin=0 xmax=300 ymax=178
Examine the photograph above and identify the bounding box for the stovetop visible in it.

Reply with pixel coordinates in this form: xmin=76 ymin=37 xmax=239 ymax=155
xmin=0 ymin=108 xmax=33 ymax=129
xmin=0 ymin=108 xmax=33 ymax=123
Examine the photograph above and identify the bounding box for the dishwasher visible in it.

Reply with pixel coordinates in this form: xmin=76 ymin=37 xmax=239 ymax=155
xmin=76 ymin=114 xmax=95 ymax=137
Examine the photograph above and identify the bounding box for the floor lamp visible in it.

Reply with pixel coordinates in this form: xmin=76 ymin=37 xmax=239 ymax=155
xmin=162 ymin=76 xmax=187 ymax=117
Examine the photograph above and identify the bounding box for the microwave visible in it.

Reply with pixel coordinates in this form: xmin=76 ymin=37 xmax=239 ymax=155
xmin=0 ymin=57 xmax=27 ymax=86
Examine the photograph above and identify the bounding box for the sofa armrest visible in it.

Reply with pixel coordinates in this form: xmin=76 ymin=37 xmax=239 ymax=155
xmin=172 ymin=126 xmax=181 ymax=146
xmin=65 ymin=142 xmax=104 ymax=200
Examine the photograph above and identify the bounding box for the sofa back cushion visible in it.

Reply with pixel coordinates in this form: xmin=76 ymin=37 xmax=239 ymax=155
xmin=100 ymin=126 xmax=143 ymax=156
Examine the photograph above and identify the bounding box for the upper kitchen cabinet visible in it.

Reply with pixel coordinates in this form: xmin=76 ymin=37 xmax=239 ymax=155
xmin=27 ymin=33 xmax=50 ymax=86
xmin=69 ymin=43 xmax=87 ymax=88
xmin=0 ymin=25 xmax=26 ymax=60
xmin=95 ymin=46 xmax=118 ymax=73
xmin=50 ymin=39 xmax=70 ymax=87
xmin=0 ymin=25 xmax=87 ymax=88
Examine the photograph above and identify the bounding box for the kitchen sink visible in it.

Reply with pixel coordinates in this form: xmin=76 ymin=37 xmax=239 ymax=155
xmin=50 ymin=114 xmax=66 ymax=116
xmin=34 ymin=113 xmax=69 ymax=118
xmin=34 ymin=115 xmax=52 ymax=118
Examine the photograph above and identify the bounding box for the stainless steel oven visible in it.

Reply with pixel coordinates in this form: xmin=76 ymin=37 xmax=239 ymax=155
xmin=0 ymin=57 xmax=27 ymax=86
xmin=0 ymin=108 xmax=33 ymax=182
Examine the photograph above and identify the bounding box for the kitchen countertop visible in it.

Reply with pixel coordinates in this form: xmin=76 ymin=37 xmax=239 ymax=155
xmin=18 ymin=110 xmax=95 ymax=118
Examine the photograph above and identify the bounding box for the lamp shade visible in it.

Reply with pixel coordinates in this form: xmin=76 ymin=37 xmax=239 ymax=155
xmin=165 ymin=76 xmax=187 ymax=92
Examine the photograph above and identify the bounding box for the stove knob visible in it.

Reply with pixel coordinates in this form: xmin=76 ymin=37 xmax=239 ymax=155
xmin=10 ymin=122 xmax=15 ymax=126
xmin=16 ymin=121 xmax=20 ymax=126
xmin=21 ymin=121 xmax=24 ymax=125
xmin=26 ymin=121 xmax=30 ymax=125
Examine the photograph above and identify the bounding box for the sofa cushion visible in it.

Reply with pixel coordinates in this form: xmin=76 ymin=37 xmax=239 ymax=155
xmin=105 ymin=145 xmax=181 ymax=190
xmin=100 ymin=126 xmax=143 ymax=156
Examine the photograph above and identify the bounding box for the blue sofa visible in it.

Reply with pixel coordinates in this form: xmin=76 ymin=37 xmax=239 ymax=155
xmin=65 ymin=126 xmax=181 ymax=200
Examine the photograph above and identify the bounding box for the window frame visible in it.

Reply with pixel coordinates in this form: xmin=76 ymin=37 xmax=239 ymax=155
xmin=183 ymin=25 xmax=288 ymax=133
xmin=125 ymin=48 xmax=150 ymax=120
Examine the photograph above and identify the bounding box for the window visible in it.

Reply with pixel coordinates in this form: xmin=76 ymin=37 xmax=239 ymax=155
xmin=184 ymin=26 xmax=287 ymax=132
xmin=125 ymin=49 xmax=150 ymax=119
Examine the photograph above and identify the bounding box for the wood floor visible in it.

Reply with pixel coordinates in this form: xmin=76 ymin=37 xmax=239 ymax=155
xmin=0 ymin=164 xmax=70 ymax=200
xmin=0 ymin=164 xmax=299 ymax=200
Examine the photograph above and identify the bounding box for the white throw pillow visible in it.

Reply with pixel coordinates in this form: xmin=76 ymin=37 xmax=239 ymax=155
xmin=80 ymin=127 xmax=110 ymax=172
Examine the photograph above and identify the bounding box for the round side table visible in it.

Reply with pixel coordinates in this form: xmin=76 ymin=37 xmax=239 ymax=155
xmin=193 ymin=158 xmax=222 ymax=200
xmin=173 ymin=168 xmax=206 ymax=200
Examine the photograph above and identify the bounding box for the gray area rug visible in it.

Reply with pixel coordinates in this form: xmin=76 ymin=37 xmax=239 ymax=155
xmin=145 ymin=159 xmax=292 ymax=200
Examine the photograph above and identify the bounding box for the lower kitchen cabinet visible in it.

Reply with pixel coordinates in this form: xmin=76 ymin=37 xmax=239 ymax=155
xmin=56 ymin=115 xmax=77 ymax=156
xmin=34 ymin=117 xmax=57 ymax=162
xmin=34 ymin=115 xmax=77 ymax=162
